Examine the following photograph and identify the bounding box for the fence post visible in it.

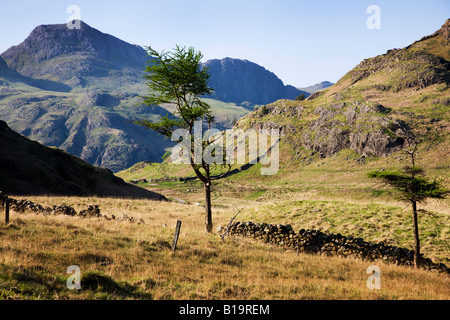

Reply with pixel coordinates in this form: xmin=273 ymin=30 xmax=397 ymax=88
xmin=5 ymin=196 xmax=9 ymax=225
xmin=171 ymin=220 xmax=182 ymax=252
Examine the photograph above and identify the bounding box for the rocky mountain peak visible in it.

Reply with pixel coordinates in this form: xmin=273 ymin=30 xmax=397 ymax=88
xmin=203 ymin=57 xmax=308 ymax=105
xmin=10 ymin=20 xmax=147 ymax=66
xmin=1 ymin=21 xmax=149 ymax=88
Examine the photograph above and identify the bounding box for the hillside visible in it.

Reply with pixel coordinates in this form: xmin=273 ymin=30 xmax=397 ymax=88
xmin=0 ymin=119 xmax=166 ymax=199
xmin=0 ymin=195 xmax=448 ymax=300
xmin=0 ymin=56 xmax=71 ymax=92
xmin=238 ymin=19 xmax=450 ymax=165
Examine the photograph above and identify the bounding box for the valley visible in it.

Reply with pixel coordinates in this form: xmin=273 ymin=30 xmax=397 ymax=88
xmin=0 ymin=16 xmax=449 ymax=302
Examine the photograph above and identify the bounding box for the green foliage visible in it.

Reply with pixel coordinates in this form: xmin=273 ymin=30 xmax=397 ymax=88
xmin=161 ymin=151 xmax=171 ymax=162
xmin=134 ymin=116 xmax=185 ymax=137
xmin=259 ymin=105 xmax=268 ymax=116
xmin=367 ymin=168 xmax=449 ymax=203
xmin=141 ymin=45 xmax=213 ymax=131
xmin=295 ymin=94 xmax=306 ymax=101
xmin=136 ymin=45 xmax=229 ymax=232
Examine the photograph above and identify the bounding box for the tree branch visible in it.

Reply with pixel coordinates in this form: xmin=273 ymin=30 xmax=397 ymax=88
xmin=220 ymin=205 xmax=242 ymax=241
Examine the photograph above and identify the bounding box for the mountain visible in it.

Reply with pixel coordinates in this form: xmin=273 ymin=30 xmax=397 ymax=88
xmin=1 ymin=21 xmax=148 ymax=91
xmin=203 ymin=58 xmax=309 ymax=105
xmin=0 ymin=21 xmax=307 ymax=172
xmin=0 ymin=21 xmax=174 ymax=172
xmin=0 ymin=86 xmax=176 ymax=172
xmin=317 ymin=20 xmax=449 ymax=101
xmin=237 ymin=19 xmax=449 ymax=163
xmin=0 ymin=119 xmax=166 ymax=199
xmin=298 ymin=81 xmax=334 ymax=94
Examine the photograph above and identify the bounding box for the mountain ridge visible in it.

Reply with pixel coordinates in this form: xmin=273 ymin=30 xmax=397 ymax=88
xmin=298 ymin=81 xmax=334 ymax=94
xmin=204 ymin=57 xmax=309 ymax=105
xmin=1 ymin=21 xmax=149 ymax=90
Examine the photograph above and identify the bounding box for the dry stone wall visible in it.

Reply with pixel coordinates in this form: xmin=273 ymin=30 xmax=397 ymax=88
xmin=220 ymin=221 xmax=449 ymax=274
xmin=0 ymin=196 xmax=144 ymax=224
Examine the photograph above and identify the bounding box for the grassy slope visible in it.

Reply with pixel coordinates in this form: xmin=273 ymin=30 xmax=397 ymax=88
xmin=116 ymin=159 xmax=450 ymax=265
xmin=0 ymin=196 xmax=448 ymax=300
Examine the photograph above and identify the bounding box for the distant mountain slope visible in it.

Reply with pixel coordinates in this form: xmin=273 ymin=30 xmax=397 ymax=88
xmin=204 ymin=58 xmax=309 ymax=105
xmin=0 ymin=120 xmax=166 ymax=199
xmin=298 ymin=81 xmax=334 ymax=94
xmin=0 ymin=86 xmax=176 ymax=172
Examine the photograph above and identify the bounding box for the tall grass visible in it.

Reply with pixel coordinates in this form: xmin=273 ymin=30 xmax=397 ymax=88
xmin=0 ymin=195 xmax=448 ymax=300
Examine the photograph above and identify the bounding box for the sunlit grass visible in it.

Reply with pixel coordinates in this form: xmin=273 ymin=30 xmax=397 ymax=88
xmin=0 ymin=195 xmax=448 ymax=300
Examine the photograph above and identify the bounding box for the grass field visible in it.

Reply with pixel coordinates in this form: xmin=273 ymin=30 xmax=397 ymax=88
xmin=0 ymin=187 xmax=448 ymax=300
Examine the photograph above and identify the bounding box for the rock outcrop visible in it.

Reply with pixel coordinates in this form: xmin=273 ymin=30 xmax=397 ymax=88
xmin=242 ymin=99 xmax=410 ymax=159
xmin=302 ymin=101 xmax=410 ymax=158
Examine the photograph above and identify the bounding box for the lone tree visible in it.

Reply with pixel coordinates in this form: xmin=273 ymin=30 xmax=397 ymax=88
xmin=135 ymin=45 xmax=231 ymax=233
xmin=367 ymin=138 xmax=449 ymax=268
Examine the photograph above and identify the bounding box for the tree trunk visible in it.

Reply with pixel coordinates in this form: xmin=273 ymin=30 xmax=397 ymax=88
xmin=412 ymin=200 xmax=420 ymax=268
xmin=204 ymin=181 xmax=213 ymax=233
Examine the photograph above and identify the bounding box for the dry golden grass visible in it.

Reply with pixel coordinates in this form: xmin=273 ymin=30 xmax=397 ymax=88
xmin=0 ymin=195 xmax=448 ymax=300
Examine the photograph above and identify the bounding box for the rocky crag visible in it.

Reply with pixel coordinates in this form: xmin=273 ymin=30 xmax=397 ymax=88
xmin=1 ymin=21 xmax=148 ymax=89
xmin=204 ymin=57 xmax=309 ymax=105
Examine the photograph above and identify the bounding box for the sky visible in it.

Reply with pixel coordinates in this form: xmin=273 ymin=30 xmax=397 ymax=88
xmin=0 ymin=0 xmax=448 ymax=87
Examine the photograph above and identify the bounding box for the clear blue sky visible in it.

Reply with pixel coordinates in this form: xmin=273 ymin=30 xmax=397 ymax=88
xmin=0 ymin=0 xmax=448 ymax=87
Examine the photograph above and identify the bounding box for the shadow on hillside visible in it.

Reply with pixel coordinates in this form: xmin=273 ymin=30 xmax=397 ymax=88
xmin=2 ymin=67 xmax=72 ymax=92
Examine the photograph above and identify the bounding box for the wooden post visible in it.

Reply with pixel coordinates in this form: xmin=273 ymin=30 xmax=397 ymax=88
xmin=171 ymin=220 xmax=182 ymax=252
xmin=5 ymin=196 xmax=9 ymax=225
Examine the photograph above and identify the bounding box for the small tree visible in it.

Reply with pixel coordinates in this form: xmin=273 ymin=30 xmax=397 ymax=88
xmin=135 ymin=45 xmax=231 ymax=233
xmin=367 ymin=139 xmax=449 ymax=268
xmin=295 ymin=93 xmax=306 ymax=101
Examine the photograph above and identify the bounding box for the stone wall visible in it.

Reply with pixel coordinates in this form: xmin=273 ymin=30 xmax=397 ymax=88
xmin=220 ymin=221 xmax=449 ymax=274
xmin=0 ymin=196 xmax=144 ymax=224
